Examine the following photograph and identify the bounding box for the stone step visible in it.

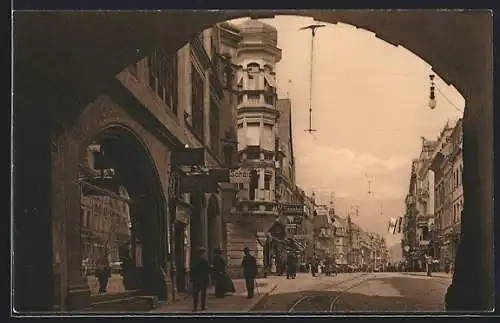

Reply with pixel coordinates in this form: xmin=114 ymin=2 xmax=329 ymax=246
xmin=84 ymin=295 xmax=158 ymax=312
xmin=90 ymin=290 xmax=143 ymax=303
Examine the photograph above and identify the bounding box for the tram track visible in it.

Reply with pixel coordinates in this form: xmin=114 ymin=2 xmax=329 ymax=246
xmin=287 ymin=273 xmax=376 ymax=313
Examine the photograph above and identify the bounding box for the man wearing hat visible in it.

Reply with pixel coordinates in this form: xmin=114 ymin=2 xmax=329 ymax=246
xmin=241 ymin=247 xmax=258 ymax=299
xmin=190 ymin=247 xmax=213 ymax=311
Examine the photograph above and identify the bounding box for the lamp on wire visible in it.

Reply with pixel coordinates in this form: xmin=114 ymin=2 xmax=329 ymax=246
xmin=428 ymin=74 xmax=437 ymax=110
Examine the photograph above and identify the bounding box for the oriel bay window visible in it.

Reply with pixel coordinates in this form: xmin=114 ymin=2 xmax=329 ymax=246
xmin=191 ymin=65 xmax=205 ymax=140
xmin=148 ymin=48 xmax=178 ymax=115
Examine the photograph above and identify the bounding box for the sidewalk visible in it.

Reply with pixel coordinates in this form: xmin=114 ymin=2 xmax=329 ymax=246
xmin=151 ymin=278 xmax=277 ymax=313
xmin=400 ymin=272 xmax=453 ymax=279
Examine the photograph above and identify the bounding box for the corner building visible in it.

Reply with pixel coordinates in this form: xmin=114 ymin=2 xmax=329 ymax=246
xmin=224 ymin=19 xmax=282 ymax=277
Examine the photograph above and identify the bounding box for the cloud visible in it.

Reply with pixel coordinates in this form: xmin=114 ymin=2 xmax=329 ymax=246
xmin=295 ymin=145 xmax=411 ymax=198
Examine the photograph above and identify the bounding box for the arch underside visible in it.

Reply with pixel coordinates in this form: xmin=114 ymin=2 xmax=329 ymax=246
xmin=15 ymin=10 xmax=491 ymax=111
xmin=12 ymin=10 xmax=493 ymax=311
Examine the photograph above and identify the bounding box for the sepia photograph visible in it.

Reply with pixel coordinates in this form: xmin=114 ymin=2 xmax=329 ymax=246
xmin=12 ymin=9 xmax=494 ymax=315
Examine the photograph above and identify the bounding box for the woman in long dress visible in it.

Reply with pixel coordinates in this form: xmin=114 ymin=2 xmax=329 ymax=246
xmin=213 ymin=248 xmax=235 ymax=298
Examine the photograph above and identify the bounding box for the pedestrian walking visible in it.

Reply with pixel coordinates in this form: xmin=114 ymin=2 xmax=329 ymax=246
xmin=190 ymin=247 xmax=213 ymax=311
xmin=213 ymin=248 xmax=235 ymax=298
xmin=95 ymin=252 xmax=111 ymax=294
xmin=426 ymin=255 xmax=433 ymax=277
xmin=286 ymin=251 xmax=292 ymax=279
xmin=290 ymin=252 xmax=298 ymax=279
xmin=241 ymin=247 xmax=258 ymax=299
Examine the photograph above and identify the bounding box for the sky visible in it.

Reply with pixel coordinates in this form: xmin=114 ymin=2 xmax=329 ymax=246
xmin=230 ymin=16 xmax=464 ymax=247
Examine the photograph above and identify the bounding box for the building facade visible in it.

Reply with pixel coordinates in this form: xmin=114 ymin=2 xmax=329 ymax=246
xmin=403 ymin=120 xmax=462 ymax=273
xmin=224 ymin=19 xmax=283 ymax=277
xmin=413 ymin=137 xmax=438 ymax=270
xmin=431 ymin=120 xmax=463 ymax=271
xmin=333 ymin=215 xmax=349 ymax=266
xmin=301 ymin=191 xmax=316 ymax=264
xmin=80 ymin=144 xmax=132 ymax=274
xmin=312 ymin=205 xmax=335 ymax=261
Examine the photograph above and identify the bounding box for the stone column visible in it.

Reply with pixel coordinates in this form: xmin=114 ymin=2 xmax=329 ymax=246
xmin=64 ymin=131 xmax=91 ymax=310
xmin=13 ymin=102 xmax=54 ymax=311
xmin=445 ymin=60 xmax=494 ymax=310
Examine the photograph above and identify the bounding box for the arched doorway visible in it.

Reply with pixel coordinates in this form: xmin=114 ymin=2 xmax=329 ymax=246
xmin=207 ymin=196 xmax=220 ymax=264
xmin=78 ymin=126 xmax=167 ymax=300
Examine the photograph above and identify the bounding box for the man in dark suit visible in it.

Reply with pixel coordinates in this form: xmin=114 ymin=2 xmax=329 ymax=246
xmin=190 ymin=247 xmax=213 ymax=311
xmin=241 ymin=247 xmax=258 ymax=299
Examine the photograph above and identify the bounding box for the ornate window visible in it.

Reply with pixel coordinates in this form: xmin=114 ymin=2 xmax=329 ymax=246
xmin=148 ymin=49 xmax=178 ymax=115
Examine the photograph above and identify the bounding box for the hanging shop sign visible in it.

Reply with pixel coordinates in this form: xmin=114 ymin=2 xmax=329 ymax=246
xmin=171 ymin=148 xmax=205 ymax=167
xmin=180 ymin=174 xmax=218 ymax=194
xmin=229 ymin=168 xmax=251 ymax=184
xmin=282 ymin=204 xmax=304 ymax=215
xmin=209 ymin=168 xmax=230 ymax=183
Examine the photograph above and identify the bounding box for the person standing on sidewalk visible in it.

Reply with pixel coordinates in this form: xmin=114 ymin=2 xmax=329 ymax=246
xmin=213 ymin=248 xmax=235 ymax=298
xmin=289 ymin=252 xmax=298 ymax=279
xmin=190 ymin=247 xmax=213 ymax=311
xmin=426 ymin=255 xmax=433 ymax=277
xmin=95 ymin=251 xmax=111 ymax=294
xmin=241 ymin=247 xmax=258 ymax=299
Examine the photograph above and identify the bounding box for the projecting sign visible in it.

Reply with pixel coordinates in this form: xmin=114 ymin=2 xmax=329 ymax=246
xmin=229 ymin=168 xmax=251 ymax=184
xmin=282 ymin=204 xmax=303 ymax=214
xmin=180 ymin=174 xmax=219 ymax=194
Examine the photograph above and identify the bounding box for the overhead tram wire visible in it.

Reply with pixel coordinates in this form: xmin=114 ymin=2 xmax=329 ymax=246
xmin=435 ymin=86 xmax=464 ymax=114
xmin=300 ymin=23 xmax=325 ymax=135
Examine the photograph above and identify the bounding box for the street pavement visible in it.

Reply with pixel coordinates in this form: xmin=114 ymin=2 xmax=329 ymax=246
xmin=252 ymin=272 xmax=452 ymax=313
xmin=150 ymin=272 xmax=452 ymax=313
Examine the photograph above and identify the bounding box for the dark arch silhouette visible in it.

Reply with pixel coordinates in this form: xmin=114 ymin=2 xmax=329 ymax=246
xmin=84 ymin=125 xmax=168 ymax=301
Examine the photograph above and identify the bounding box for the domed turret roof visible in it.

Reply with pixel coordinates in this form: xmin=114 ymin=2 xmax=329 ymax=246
xmin=238 ymin=19 xmax=277 ymax=33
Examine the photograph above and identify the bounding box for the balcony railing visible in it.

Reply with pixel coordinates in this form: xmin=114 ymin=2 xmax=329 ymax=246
xmin=238 ymin=94 xmax=275 ymax=108
xmin=238 ymin=189 xmax=274 ymax=202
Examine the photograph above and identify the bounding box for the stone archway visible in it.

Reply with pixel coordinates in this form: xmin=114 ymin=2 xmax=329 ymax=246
xmin=13 ymin=10 xmax=493 ymax=311
xmin=79 ymin=125 xmax=168 ymax=301
xmin=51 ymin=94 xmax=171 ymax=311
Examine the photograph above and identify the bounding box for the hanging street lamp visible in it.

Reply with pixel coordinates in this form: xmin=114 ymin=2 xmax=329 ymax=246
xmin=429 ymin=74 xmax=437 ymax=109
